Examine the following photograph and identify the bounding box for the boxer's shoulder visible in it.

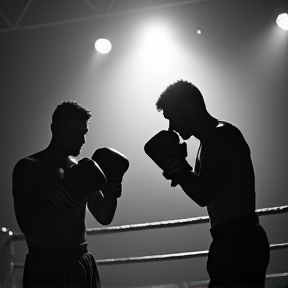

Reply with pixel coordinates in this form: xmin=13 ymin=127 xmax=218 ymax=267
xmin=14 ymin=154 xmax=41 ymax=174
xmin=13 ymin=152 xmax=59 ymax=182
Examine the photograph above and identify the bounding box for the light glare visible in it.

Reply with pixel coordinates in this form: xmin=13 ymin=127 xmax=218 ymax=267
xmin=140 ymin=22 xmax=171 ymax=52
xmin=95 ymin=38 xmax=112 ymax=54
xmin=276 ymin=13 xmax=288 ymax=30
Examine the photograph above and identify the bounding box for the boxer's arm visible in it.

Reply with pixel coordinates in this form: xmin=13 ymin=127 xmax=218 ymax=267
xmin=178 ymin=130 xmax=245 ymax=207
xmin=87 ymin=192 xmax=117 ymax=225
xmin=12 ymin=158 xmax=63 ymax=235
xmin=176 ymin=171 xmax=214 ymax=207
xmin=86 ymin=147 xmax=129 ymax=225
xmin=177 ymin=134 xmax=231 ymax=207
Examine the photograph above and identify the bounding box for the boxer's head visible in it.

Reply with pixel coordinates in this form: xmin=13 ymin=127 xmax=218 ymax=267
xmin=51 ymin=101 xmax=92 ymax=156
xmin=156 ymin=80 xmax=208 ymax=140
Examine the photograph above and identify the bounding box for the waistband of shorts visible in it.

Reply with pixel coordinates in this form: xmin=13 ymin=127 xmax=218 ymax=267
xmin=27 ymin=242 xmax=88 ymax=261
xmin=210 ymin=213 xmax=259 ymax=239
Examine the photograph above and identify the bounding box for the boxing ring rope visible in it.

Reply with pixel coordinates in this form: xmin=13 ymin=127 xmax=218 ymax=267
xmin=1 ymin=205 xmax=288 ymax=286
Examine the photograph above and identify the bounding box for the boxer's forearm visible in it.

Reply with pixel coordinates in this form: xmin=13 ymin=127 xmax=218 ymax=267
xmin=88 ymin=194 xmax=117 ymax=225
xmin=177 ymin=171 xmax=213 ymax=207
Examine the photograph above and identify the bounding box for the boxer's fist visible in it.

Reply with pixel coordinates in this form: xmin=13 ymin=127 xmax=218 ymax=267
xmin=144 ymin=130 xmax=192 ymax=186
xmin=92 ymin=148 xmax=129 ymax=198
xmin=47 ymin=158 xmax=107 ymax=213
xmin=64 ymin=158 xmax=107 ymax=200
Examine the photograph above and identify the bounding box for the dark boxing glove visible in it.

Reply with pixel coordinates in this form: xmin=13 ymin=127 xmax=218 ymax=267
xmin=92 ymin=148 xmax=129 ymax=198
xmin=47 ymin=158 xmax=107 ymax=213
xmin=144 ymin=130 xmax=192 ymax=186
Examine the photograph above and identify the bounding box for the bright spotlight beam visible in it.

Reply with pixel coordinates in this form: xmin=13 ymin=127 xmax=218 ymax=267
xmin=95 ymin=38 xmax=112 ymax=54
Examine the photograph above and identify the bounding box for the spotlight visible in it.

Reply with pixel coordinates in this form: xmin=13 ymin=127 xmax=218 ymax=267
xmin=94 ymin=38 xmax=112 ymax=54
xmin=1 ymin=227 xmax=8 ymax=232
xmin=275 ymin=0 xmax=288 ymax=30
xmin=276 ymin=13 xmax=288 ymax=30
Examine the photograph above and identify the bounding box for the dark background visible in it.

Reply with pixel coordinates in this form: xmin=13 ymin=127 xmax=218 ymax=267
xmin=0 ymin=0 xmax=288 ymax=287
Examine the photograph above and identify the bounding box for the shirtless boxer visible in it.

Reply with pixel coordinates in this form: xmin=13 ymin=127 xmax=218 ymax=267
xmin=12 ymin=101 xmax=129 ymax=288
xmin=145 ymin=80 xmax=270 ymax=288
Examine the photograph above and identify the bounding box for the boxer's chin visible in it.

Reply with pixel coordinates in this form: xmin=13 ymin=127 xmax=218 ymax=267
xmin=70 ymin=147 xmax=81 ymax=157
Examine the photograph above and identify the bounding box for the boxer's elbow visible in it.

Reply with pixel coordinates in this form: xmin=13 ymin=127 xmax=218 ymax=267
xmin=197 ymin=197 xmax=213 ymax=207
xmin=178 ymin=172 xmax=212 ymax=207
xmin=96 ymin=212 xmax=115 ymax=225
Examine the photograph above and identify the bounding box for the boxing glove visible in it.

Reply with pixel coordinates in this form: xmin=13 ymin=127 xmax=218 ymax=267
xmin=144 ymin=130 xmax=192 ymax=186
xmin=47 ymin=158 xmax=107 ymax=213
xmin=92 ymin=148 xmax=129 ymax=198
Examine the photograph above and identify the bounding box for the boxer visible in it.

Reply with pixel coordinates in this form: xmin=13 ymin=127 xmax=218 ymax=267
xmin=145 ymin=80 xmax=270 ymax=288
xmin=12 ymin=101 xmax=129 ymax=288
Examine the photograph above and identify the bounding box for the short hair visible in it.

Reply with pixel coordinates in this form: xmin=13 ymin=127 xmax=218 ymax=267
xmin=156 ymin=80 xmax=206 ymax=112
xmin=52 ymin=101 xmax=92 ymax=126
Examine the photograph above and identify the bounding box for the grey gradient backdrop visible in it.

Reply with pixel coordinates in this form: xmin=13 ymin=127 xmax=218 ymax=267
xmin=0 ymin=0 xmax=288 ymax=286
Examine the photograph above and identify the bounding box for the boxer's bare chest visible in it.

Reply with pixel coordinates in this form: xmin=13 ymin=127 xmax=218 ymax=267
xmin=26 ymin=158 xmax=87 ymax=247
xmin=37 ymin=164 xmax=64 ymax=196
